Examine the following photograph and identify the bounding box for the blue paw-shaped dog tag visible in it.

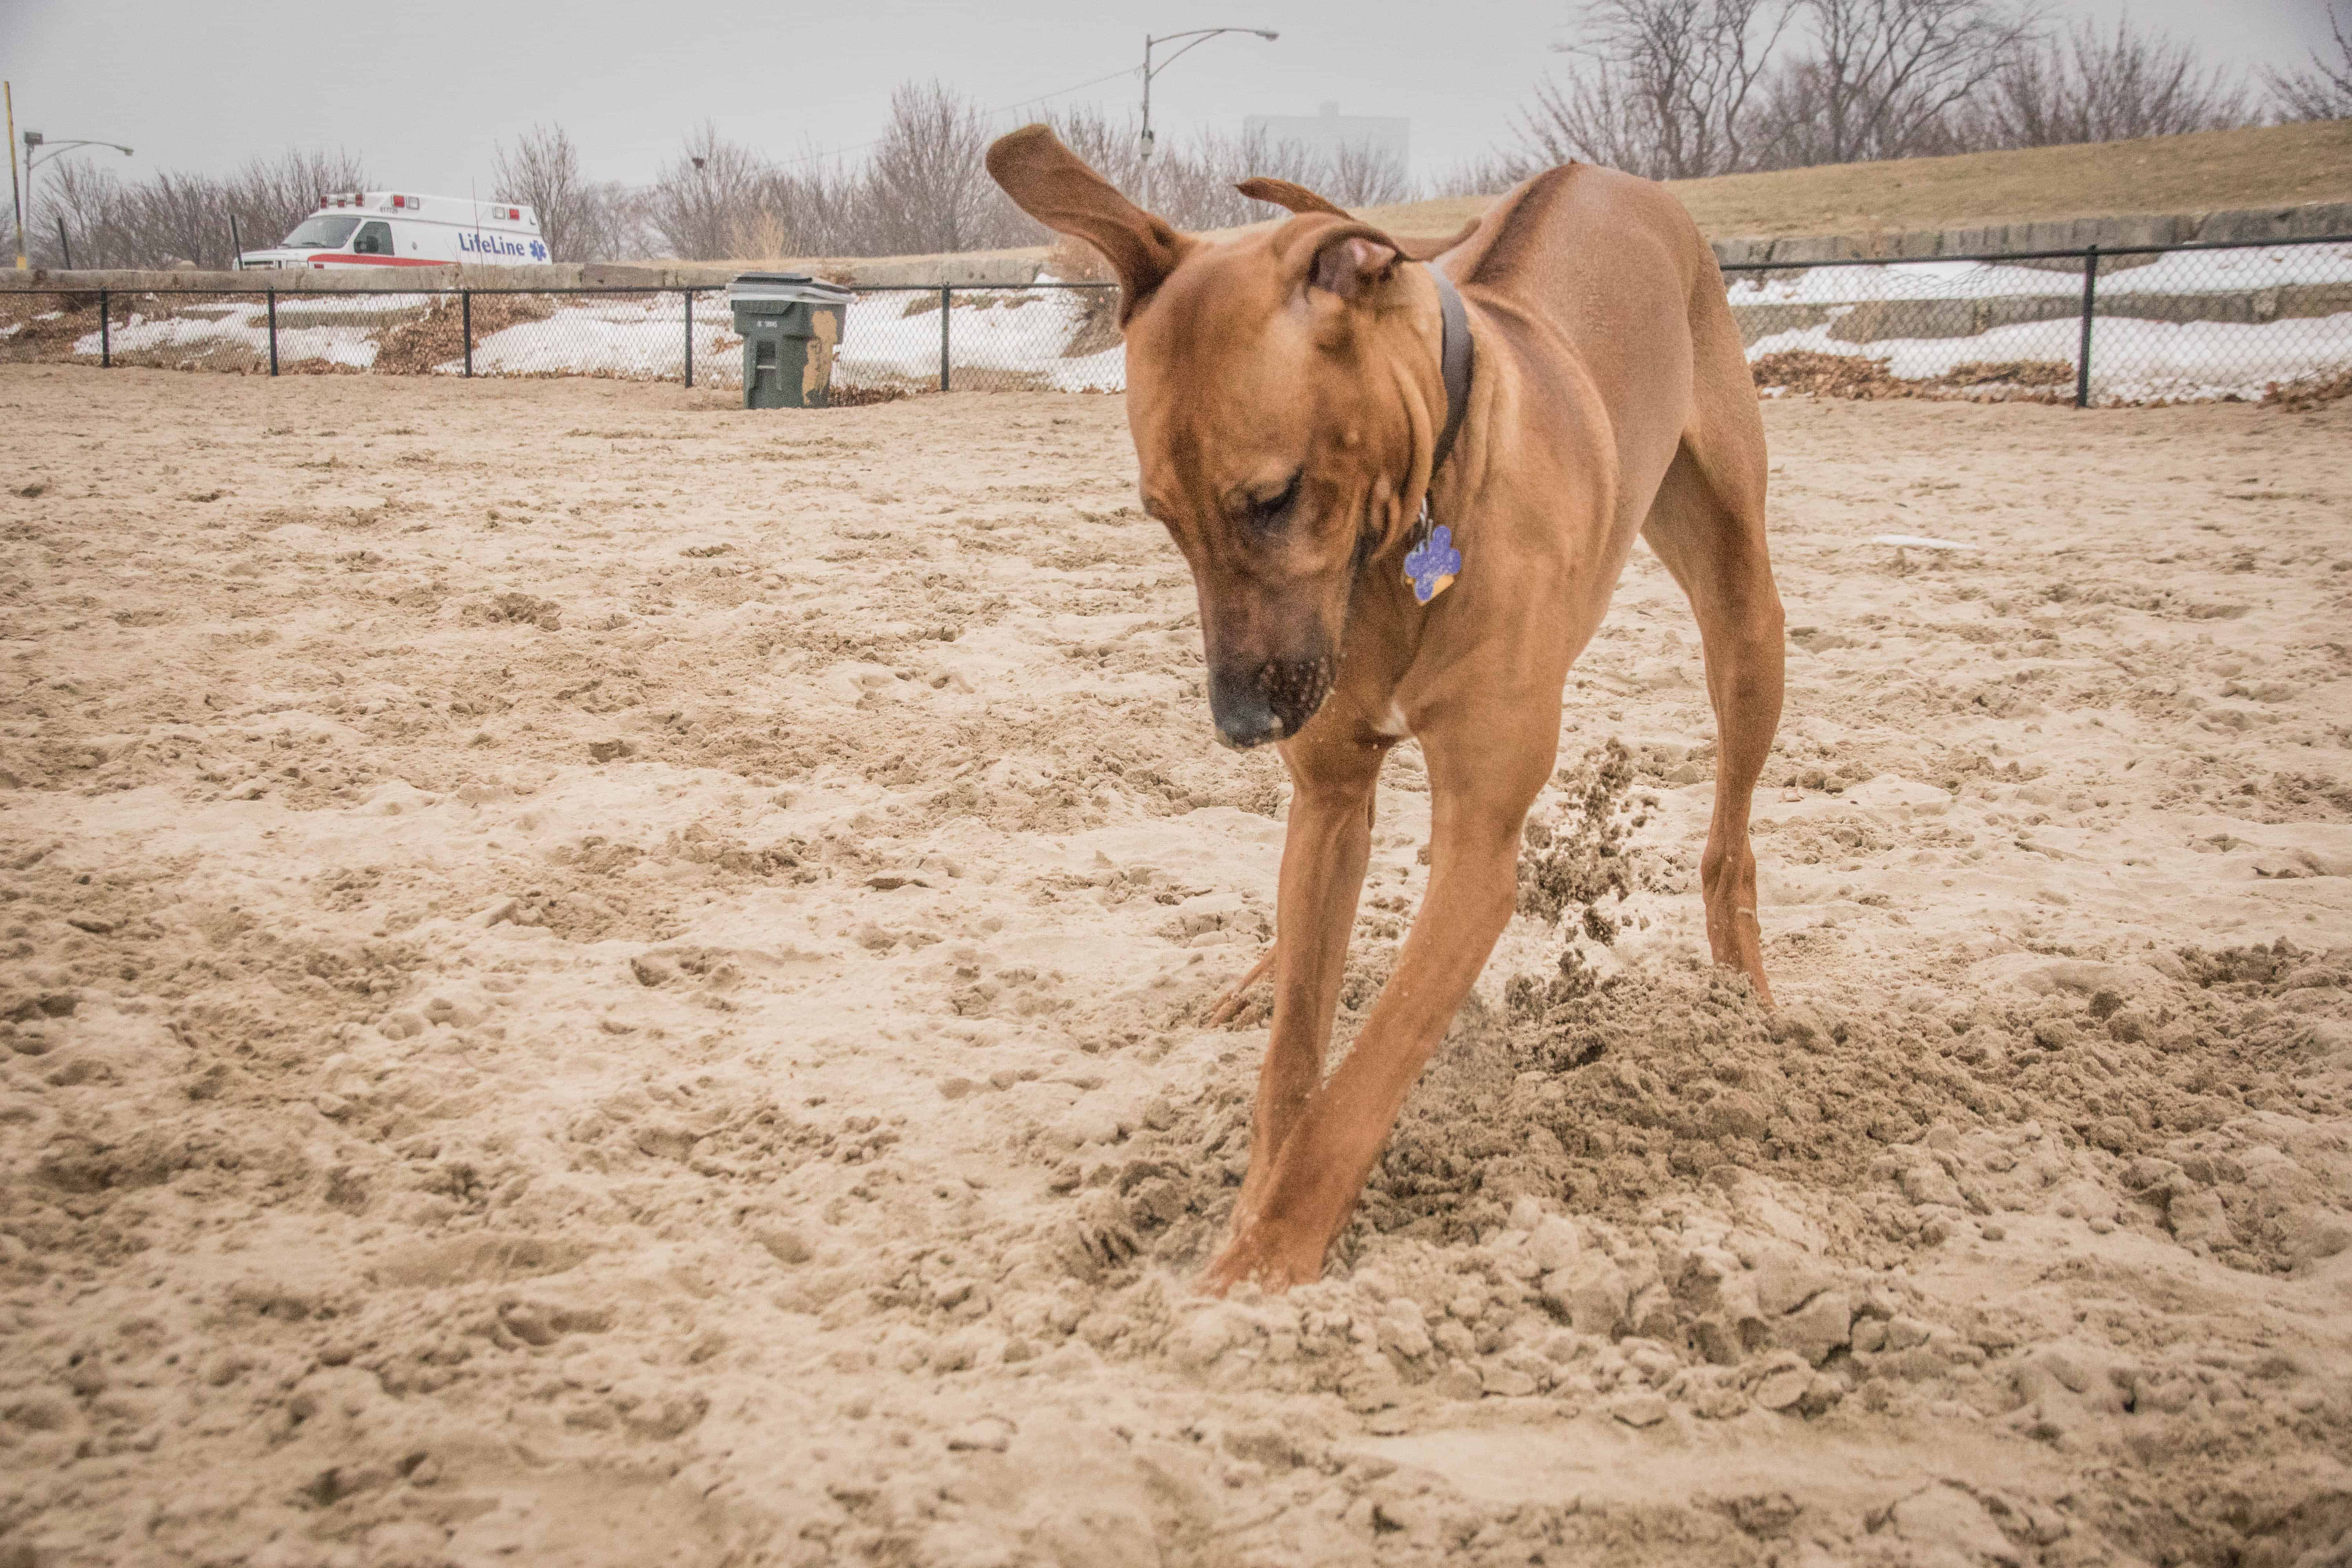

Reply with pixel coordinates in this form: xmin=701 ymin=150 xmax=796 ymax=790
xmin=1404 ymin=524 xmax=1461 ymax=605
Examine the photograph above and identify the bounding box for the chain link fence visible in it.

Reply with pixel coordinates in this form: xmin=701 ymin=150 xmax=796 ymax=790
xmin=4 ymin=236 xmax=2348 ymax=407
xmin=0 ymin=281 xmax=1126 ymax=396
xmin=1726 ymin=234 xmax=2352 ymax=407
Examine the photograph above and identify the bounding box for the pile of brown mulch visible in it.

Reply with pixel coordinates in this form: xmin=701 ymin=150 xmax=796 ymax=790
xmin=1944 ymin=359 xmax=2074 ymax=388
xmin=373 ymin=294 xmax=557 ymax=376
xmin=1750 ymin=351 xmax=1919 ymax=399
xmin=827 ymin=383 xmax=908 ymax=407
xmin=0 ymin=295 xmax=103 ymax=364
xmin=1751 ymin=351 xmax=2074 ymax=403
xmin=2261 ymin=368 xmax=2352 ymax=412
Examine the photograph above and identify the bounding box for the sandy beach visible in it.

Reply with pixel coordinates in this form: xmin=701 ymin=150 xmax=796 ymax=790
xmin=2 ymin=365 xmax=2349 ymax=1567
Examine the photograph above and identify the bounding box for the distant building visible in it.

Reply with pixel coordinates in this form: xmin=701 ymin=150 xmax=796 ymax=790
xmin=1242 ymin=102 xmax=1409 ymax=169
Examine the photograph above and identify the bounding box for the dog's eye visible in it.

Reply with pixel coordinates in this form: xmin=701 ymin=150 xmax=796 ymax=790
xmin=1245 ymin=472 xmax=1303 ymax=530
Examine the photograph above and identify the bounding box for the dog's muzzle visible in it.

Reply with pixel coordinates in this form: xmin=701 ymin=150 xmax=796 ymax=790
xmin=1210 ymin=657 xmax=1332 ymax=751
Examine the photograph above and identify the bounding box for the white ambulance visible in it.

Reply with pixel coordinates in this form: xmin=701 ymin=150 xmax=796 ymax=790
xmin=237 ymin=192 xmax=548 ymax=270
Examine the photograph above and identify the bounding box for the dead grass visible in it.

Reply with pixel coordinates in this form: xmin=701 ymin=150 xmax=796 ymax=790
xmin=1349 ymin=118 xmax=2352 ymax=243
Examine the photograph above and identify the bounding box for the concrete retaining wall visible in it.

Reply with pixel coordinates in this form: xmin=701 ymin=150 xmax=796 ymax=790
xmin=6 ymin=202 xmax=2343 ymax=296
xmin=1708 ymin=200 xmax=2352 ymax=268
xmin=1730 ymin=279 xmax=2352 ymax=347
xmin=0 ymin=248 xmax=1053 ymax=296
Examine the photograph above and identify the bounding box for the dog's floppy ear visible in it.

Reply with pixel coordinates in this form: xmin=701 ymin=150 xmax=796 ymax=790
xmin=1236 ymin=176 xmax=1350 ymax=219
xmin=1244 ymin=176 xmax=1478 ymax=270
xmin=1310 ymin=230 xmax=1400 ymax=302
xmin=989 ymin=125 xmax=1187 ymax=325
xmin=1290 ymin=216 xmax=1439 ymax=302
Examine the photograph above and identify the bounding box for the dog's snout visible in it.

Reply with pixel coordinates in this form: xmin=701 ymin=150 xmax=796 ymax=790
xmin=1209 ymin=658 xmax=1331 ymax=750
xmin=1210 ymin=670 xmax=1285 ymax=751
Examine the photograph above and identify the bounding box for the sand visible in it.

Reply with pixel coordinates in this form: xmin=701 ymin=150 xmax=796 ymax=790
xmin=2 ymin=365 xmax=2350 ymax=1568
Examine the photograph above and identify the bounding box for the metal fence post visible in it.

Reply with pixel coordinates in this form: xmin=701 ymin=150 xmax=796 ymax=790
xmin=462 ymin=290 xmax=473 ymax=378
xmin=99 ymin=290 xmax=109 ymax=368
xmin=267 ymin=288 xmax=279 ymax=376
xmin=2074 ymin=243 xmax=2098 ymax=410
xmin=684 ymin=290 xmax=695 ymax=389
xmin=940 ymin=285 xmax=951 ymax=392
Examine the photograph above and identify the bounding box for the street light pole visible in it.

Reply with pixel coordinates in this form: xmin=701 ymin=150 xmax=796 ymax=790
xmin=20 ymin=130 xmax=134 ymax=270
xmin=1138 ymin=26 xmax=1278 ymax=212
xmin=5 ymin=83 xmax=22 ymax=272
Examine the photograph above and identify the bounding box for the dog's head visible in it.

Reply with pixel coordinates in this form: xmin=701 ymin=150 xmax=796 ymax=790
xmin=988 ymin=127 xmax=1466 ymax=750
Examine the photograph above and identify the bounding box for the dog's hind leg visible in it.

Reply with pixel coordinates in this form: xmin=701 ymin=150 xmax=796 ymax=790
xmin=1641 ymin=412 xmax=1785 ymax=1005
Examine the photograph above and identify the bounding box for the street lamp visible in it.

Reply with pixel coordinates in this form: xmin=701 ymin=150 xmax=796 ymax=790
xmin=1140 ymin=26 xmax=1277 ymax=211
xmin=16 ymin=126 xmax=134 ymax=271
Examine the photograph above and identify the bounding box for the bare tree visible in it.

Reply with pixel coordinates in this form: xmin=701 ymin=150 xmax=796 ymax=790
xmin=31 ymin=159 xmax=129 ymax=268
xmin=1981 ymin=15 xmax=2252 ymax=147
xmin=588 ymin=182 xmax=653 ymax=261
xmin=1322 ymin=139 xmax=1414 ymax=207
xmin=1164 ymin=129 xmax=1338 ymax=228
xmin=635 ymin=89 xmax=1035 ymax=261
xmin=223 ymin=147 xmax=369 ymax=256
xmin=492 ymin=124 xmax=642 ymax=262
xmin=1519 ymin=0 xmax=1795 ymax=179
xmin=1045 ymin=104 xmax=1147 ymax=201
xmin=1755 ymin=0 xmax=2043 ymax=168
xmin=125 ymin=170 xmax=225 ymax=268
xmin=762 ymin=155 xmax=872 ymax=257
xmin=2266 ymin=4 xmax=2352 ymax=121
xmin=1485 ymin=0 xmax=2282 ymax=180
xmin=1518 ymin=63 xmax=1657 ymax=174
xmin=31 ymin=145 xmax=366 ymax=269
xmin=1426 ymin=152 xmax=1537 ymax=197
xmin=866 ymin=81 xmax=1029 ymax=254
xmin=645 ymin=124 xmax=770 ymax=260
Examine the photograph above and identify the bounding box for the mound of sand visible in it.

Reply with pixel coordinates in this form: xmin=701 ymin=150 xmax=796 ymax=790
xmin=2 ymin=367 xmax=2350 ymax=1566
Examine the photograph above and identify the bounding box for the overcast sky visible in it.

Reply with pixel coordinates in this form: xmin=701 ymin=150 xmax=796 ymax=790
xmin=2 ymin=0 xmax=2339 ymax=200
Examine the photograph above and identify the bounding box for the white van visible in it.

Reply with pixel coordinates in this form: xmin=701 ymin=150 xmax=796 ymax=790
xmin=238 ymin=192 xmax=548 ymax=270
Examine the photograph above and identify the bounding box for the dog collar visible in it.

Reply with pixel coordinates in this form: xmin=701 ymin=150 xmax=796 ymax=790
xmin=1430 ymin=267 xmax=1473 ymax=476
xmin=1405 ymin=267 xmax=1474 ymax=605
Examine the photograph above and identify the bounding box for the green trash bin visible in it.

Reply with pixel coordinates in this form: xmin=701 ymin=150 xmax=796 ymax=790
xmin=729 ymin=273 xmax=855 ymax=408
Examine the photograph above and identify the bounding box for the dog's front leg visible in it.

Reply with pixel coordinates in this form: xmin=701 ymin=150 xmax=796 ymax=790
xmin=1203 ymin=711 xmax=1552 ymax=1293
xmin=1227 ymin=739 xmax=1385 ymax=1242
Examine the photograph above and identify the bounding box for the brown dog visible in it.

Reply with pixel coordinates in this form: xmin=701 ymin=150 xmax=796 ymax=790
xmin=987 ymin=127 xmax=1785 ymax=1293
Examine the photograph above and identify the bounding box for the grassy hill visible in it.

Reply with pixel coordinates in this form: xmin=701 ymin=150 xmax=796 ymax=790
xmin=1350 ymin=118 xmax=2352 ymax=241
xmin=715 ymin=120 xmax=2351 ymax=281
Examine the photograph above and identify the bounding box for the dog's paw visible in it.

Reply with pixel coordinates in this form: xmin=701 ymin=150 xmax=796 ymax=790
xmin=1056 ymin=1191 xmax=1141 ymax=1281
xmin=1199 ymin=1221 xmax=1325 ymax=1297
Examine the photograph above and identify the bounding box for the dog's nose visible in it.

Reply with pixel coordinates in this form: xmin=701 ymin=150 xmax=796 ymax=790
xmin=1209 ymin=658 xmax=1331 ymax=750
xmin=1209 ymin=666 xmax=1287 ymax=751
